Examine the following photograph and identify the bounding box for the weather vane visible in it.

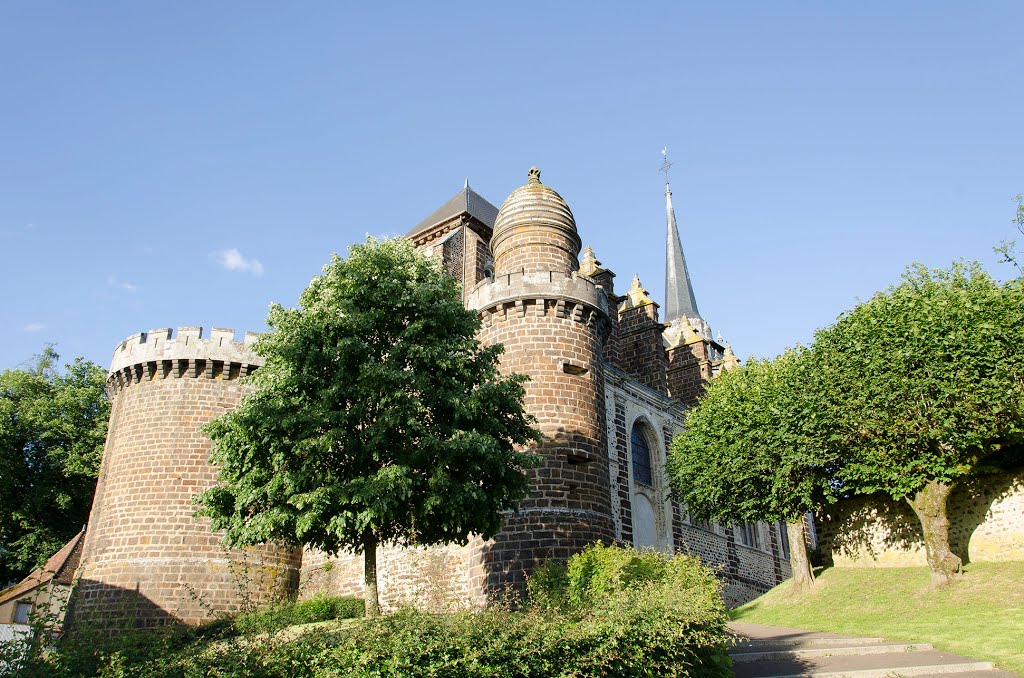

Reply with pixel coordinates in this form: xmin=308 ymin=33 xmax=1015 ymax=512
xmin=660 ymin=146 xmax=672 ymax=184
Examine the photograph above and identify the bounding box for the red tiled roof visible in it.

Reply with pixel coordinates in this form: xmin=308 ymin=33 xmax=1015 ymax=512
xmin=0 ymin=531 xmax=84 ymax=606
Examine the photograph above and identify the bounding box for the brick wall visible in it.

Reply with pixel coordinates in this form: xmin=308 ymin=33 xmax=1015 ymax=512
xmin=666 ymin=341 xmax=709 ymax=406
xmin=74 ymin=331 xmax=300 ymax=629
xmin=616 ymin=303 xmax=668 ymax=394
xmin=588 ymin=269 xmax=620 ymax=366
xmin=492 ymin=228 xmax=580 ymax=276
xmin=490 ymin=173 xmax=580 ymax=277
xmin=470 ymin=293 xmax=615 ymax=595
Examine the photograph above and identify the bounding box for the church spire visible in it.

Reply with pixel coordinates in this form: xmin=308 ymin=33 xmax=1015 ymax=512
xmin=662 ymin=147 xmax=701 ymax=322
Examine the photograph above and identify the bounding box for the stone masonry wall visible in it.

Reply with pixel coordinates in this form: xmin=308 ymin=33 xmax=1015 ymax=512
xmin=817 ymin=468 xmax=1024 ymax=567
xmin=616 ymin=303 xmax=668 ymax=394
xmin=300 ymin=543 xmax=476 ymax=612
xmin=606 ymin=367 xmax=790 ymax=606
xmin=666 ymin=341 xmax=709 ymax=406
xmin=74 ymin=328 xmax=300 ymax=629
xmin=466 ymin=272 xmax=615 ymax=597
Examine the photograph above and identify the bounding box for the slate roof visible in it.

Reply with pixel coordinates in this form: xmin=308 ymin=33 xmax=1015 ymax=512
xmin=0 ymin=530 xmax=84 ymax=606
xmin=406 ymin=184 xmax=500 ymax=239
xmin=664 ymin=184 xmax=702 ymax=322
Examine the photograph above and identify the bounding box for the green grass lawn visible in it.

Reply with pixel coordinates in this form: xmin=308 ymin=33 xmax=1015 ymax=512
xmin=732 ymin=561 xmax=1024 ymax=675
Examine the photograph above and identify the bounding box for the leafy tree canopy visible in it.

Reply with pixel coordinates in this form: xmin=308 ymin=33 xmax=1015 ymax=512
xmin=813 ymin=262 xmax=1024 ymax=497
xmin=811 ymin=261 xmax=1024 ymax=584
xmin=669 ymin=348 xmax=840 ymax=525
xmin=0 ymin=346 xmax=109 ymax=586
xmin=667 ymin=348 xmax=840 ymax=590
xmin=196 ymin=238 xmax=540 ymax=614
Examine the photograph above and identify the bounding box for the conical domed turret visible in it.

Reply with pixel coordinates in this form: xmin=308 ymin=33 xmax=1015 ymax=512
xmin=491 ymin=167 xmax=581 ymax=275
xmin=464 ymin=166 xmax=614 ymax=601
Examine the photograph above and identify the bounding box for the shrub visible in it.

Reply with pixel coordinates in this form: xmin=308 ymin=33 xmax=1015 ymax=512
xmin=25 ymin=548 xmax=729 ymax=676
xmin=233 ymin=594 xmax=364 ymax=634
xmin=531 ymin=543 xmax=724 ymax=612
xmin=525 ymin=559 xmax=568 ymax=609
xmin=267 ymin=601 xmax=731 ymax=677
xmin=291 ymin=594 xmax=364 ymax=625
xmin=565 ymin=542 xmax=671 ymax=606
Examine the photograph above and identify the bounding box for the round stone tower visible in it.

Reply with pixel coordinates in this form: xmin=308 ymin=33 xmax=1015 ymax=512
xmin=74 ymin=327 xmax=300 ymax=629
xmin=466 ymin=168 xmax=615 ymax=596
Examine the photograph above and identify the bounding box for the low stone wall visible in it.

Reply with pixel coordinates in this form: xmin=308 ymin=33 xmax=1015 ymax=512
xmin=299 ymin=542 xmax=479 ymax=612
xmin=816 ymin=468 xmax=1024 ymax=567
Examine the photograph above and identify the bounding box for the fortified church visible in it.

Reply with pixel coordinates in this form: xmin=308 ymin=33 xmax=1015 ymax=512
xmin=69 ymin=167 xmax=794 ymax=628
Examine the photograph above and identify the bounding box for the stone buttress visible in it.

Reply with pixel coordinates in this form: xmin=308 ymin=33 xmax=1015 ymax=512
xmin=73 ymin=327 xmax=300 ymax=629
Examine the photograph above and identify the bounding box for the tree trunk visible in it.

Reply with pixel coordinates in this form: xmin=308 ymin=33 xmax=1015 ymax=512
xmin=906 ymin=479 xmax=962 ymax=588
xmin=363 ymin=532 xmax=381 ymax=617
xmin=787 ymin=519 xmax=816 ymax=593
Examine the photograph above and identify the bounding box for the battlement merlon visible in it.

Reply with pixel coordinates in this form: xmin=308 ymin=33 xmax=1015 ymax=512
xmin=466 ymin=270 xmax=611 ymax=318
xmin=109 ymin=326 xmax=264 ymax=375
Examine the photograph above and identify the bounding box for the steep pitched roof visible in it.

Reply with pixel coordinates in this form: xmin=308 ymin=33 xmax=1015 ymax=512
xmin=406 ymin=183 xmax=500 ymax=239
xmin=0 ymin=530 xmax=84 ymax=605
xmin=664 ymin=183 xmax=702 ymax=322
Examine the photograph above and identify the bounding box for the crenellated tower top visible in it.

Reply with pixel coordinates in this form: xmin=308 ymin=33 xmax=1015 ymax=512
xmin=106 ymin=326 xmax=263 ymax=396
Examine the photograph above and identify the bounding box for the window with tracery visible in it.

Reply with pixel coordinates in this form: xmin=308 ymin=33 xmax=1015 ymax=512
xmin=630 ymin=422 xmax=653 ymax=486
xmin=739 ymin=522 xmax=761 ymax=549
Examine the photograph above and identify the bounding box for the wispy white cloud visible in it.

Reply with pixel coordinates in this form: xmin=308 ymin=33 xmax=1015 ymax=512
xmin=106 ymin=275 xmax=139 ymax=292
xmin=214 ymin=248 xmax=264 ymax=276
xmin=1 ymin=223 xmax=36 ymax=237
xmin=21 ymin=322 xmax=44 ymax=332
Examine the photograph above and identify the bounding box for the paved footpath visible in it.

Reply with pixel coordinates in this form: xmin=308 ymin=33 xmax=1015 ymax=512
xmin=727 ymin=622 xmax=1021 ymax=678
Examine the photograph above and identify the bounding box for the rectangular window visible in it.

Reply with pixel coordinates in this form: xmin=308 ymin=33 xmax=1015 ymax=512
xmin=14 ymin=601 xmax=32 ymax=624
xmin=778 ymin=522 xmax=790 ymax=559
xmin=692 ymin=516 xmax=713 ymax=531
xmin=739 ymin=523 xmax=761 ymax=549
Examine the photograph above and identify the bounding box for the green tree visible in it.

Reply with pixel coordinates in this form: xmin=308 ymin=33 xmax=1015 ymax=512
xmin=0 ymin=346 xmax=109 ymax=585
xmin=994 ymin=193 xmax=1024 ymax=277
xmin=667 ymin=348 xmax=841 ymax=592
xmin=812 ymin=262 xmax=1024 ymax=587
xmin=196 ymin=238 xmax=541 ymax=616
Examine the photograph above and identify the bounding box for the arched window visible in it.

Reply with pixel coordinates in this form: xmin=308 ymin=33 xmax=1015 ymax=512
xmin=630 ymin=422 xmax=653 ymax=486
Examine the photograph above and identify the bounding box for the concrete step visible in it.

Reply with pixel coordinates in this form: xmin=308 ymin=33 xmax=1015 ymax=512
xmin=734 ymin=636 xmax=886 ymax=650
xmin=729 ymin=621 xmax=855 ymax=642
xmin=730 ymin=648 xmax=994 ymax=678
xmin=726 ymin=623 xmax=1009 ymax=678
xmin=730 ymin=642 xmax=933 ymax=663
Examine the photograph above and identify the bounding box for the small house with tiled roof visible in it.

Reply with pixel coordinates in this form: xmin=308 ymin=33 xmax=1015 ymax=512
xmin=0 ymin=530 xmax=84 ymax=629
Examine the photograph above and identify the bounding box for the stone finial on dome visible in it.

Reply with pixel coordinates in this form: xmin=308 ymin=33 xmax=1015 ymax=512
xmin=579 ymin=244 xmax=603 ymax=277
xmin=490 ymin=167 xmax=582 ymax=275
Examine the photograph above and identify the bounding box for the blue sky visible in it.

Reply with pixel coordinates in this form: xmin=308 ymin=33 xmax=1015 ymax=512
xmin=2 ymin=2 xmax=1022 ymax=372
